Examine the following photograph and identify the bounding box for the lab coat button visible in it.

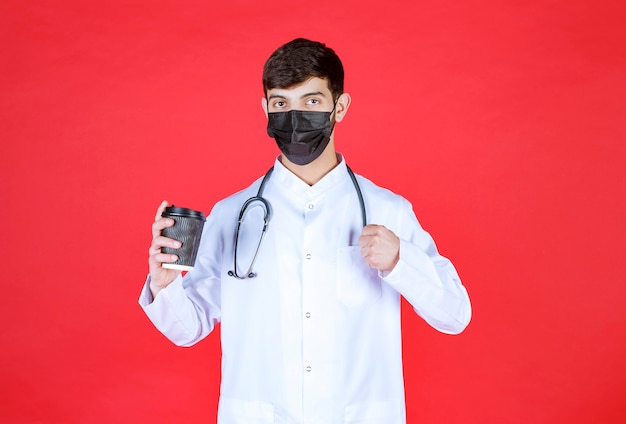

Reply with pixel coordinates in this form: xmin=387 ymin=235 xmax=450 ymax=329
xmin=305 ymin=253 xmax=312 ymax=260
xmin=308 ymin=203 xmax=314 ymax=209
xmin=305 ymin=312 xmax=311 ymax=318
xmin=306 ymin=366 xmax=312 ymax=372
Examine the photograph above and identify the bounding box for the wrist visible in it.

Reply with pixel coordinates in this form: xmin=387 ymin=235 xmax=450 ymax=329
xmin=148 ymin=276 xmax=171 ymax=299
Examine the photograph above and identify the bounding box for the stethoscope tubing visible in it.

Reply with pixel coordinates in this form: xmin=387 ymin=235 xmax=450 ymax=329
xmin=228 ymin=165 xmax=365 ymax=279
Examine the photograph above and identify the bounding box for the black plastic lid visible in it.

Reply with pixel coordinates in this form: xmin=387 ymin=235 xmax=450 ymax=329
xmin=162 ymin=205 xmax=206 ymax=220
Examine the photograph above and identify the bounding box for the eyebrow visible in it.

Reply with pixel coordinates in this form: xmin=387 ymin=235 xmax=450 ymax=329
xmin=267 ymin=91 xmax=327 ymax=100
xmin=299 ymin=91 xmax=326 ymax=99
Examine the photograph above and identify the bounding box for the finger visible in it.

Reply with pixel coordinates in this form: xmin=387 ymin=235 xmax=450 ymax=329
xmin=151 ymin=235 xmax=182 ymax=251
xmin=359 ymin=225 xmax=379 ymax=246
xmin=148 ymin=239 xmax=179 ymax=263
xmin=361 ymin=247 xmax=371 ymax=264
xmin=150 ymin=252 xmax=179 ymax=265
xmin=361 ymin=249 xmax=378 ymax=268
xmin=154 ymin=200 xmax=169 ymax=221
xmin=152 ymin=217 xmax=175 ymax=238
xmin=360 ymin=224 xmax=382 ymax=236
xmin=359 ymin=231 xmax=381 ymax=248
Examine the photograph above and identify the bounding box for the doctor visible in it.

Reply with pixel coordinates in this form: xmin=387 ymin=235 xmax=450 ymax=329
xmin=140 ymin=38 xmax=471 ymax=424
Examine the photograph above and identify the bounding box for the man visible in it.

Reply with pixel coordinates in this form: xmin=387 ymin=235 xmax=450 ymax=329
xmin=140 ymin=38 xmax=471 ymax=424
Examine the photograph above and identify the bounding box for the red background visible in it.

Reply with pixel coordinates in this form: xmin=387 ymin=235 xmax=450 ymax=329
xmin=1 ymin=1 xmax=625 ymax=423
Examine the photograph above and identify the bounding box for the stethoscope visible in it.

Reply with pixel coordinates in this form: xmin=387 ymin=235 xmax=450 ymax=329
xmin=228 ymin=165 xmax=366 ymax=279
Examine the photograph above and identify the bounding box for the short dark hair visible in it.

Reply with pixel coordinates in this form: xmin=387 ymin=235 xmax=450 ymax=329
xmin=263 ymin=38 xmax=344 ymax=101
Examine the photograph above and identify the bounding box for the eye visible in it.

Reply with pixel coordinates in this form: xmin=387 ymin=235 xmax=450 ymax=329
xmin=272 ymin=100 xmax=286 ymax=109
xmin=306 ymin=98 xmax=320 ymax=105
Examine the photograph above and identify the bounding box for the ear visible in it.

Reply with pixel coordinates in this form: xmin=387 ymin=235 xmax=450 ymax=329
xmin=261 ymin=97 xmax=268 ymax=118
xmin=334 ymin=92 xmax=351 ymax=123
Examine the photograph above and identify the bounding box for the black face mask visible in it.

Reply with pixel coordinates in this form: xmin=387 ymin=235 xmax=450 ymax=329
xmin=266 ymin=108 xmax=336 ymax=166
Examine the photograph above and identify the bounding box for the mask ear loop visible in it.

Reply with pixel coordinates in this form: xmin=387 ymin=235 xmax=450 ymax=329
xmin=330 ymin=95 xmax=340 ymax=120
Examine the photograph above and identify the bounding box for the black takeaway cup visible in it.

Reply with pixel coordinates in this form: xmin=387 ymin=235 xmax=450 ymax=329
xmin=160 ymin=205 xmax=206 ymax=272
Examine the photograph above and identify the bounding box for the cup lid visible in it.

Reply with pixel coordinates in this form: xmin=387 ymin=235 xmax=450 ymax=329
xmin=163 ymin=205 xmax=206 ymax=220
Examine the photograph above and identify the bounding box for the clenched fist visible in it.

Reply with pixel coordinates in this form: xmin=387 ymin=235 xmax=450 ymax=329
xmin=358 ymin=224 xmax=400 ymax=271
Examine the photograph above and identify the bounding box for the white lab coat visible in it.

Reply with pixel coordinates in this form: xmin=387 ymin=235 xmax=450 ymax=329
xmin=139 ymin=156 xmax=471 ymax=424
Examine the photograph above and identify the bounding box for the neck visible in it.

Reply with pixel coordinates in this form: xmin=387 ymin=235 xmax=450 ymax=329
xmin=280 ymin=142 xmax=339 ymax=186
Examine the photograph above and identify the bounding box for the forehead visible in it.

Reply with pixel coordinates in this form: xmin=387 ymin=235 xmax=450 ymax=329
xmin=266 ymin=77 xmax=332 ymax=99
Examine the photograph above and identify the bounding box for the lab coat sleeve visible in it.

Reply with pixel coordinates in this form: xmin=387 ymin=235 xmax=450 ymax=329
xmin=138 ymin=274 xmax=221 ymax=346
xmin=381 ymin=200 xmax=471 ymax=335
xmin=138 ymin=205 xmax=225 ymax=347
